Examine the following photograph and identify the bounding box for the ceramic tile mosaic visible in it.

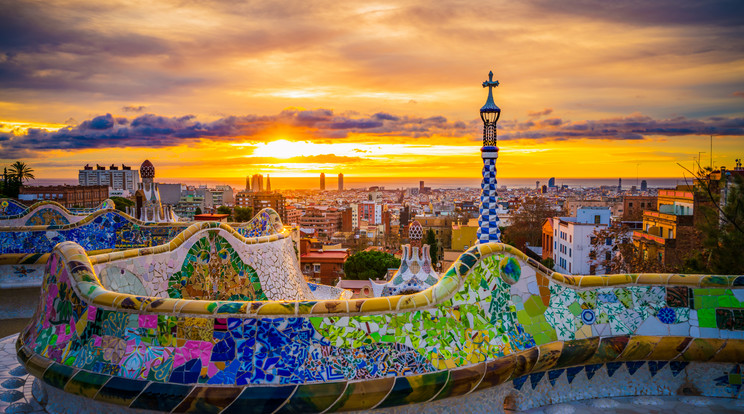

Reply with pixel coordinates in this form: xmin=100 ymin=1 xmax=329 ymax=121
xmin=0 ymin=199 xmax=115 ymax=228
xmin=371 ymin=244 xmax=442 ymax=297
xmin=12 ymin=229 xmax=744 ymax=412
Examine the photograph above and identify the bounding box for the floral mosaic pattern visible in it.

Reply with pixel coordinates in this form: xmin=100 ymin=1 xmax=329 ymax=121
xmin=167 ymin=231 xmax=265 ymax=301
xmin=24 ymin=208 xmax=70 ymax=226
xmin=315 ymin=254 xmax=536 ymax=369
xmin=236 ymin=209 xmax=283 ymax=238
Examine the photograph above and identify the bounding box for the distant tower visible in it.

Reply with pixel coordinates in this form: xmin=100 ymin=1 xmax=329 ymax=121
xmin=477 ymin=71 xmax=502 ymax=244
xmin=320 ymin=173 xmax=326 ymax=190
xmin=245 ymin=176 xmax=250 ymax=192
xmin=338 ymin=173 xmax=344 ymax=191
xmin=640 ymin=180 xmax=647 ymax=191
xmin=618 ymin=178 xmax=622 ymax=192
xmin=266 ymin=175 xmax=271 ymax=192
xmin=419 ymin=181 xmax=424 ymax=192
xmin=536 ymin=180 xmax=540 ymax=189
xmin=548 ymin=177 xmax=555 ymax=188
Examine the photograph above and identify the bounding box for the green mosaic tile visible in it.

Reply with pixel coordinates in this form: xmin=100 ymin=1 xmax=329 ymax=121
xmin=698 ymin=308 xmax=717 ymax=328
xmin=524 ymin=296 xmax=546 ymax=317
xmin=568 ymin=302 xmax=581 ymax=316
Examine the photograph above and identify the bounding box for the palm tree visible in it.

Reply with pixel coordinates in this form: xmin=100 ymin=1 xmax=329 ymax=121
xmin=8 ymin=161 xmax=35 ymax=183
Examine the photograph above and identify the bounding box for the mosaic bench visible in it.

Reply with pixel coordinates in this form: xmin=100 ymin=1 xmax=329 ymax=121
xmin=15 ymin=236 xmax=744 ymax=413
xmin=0 ymin=205 xmax=286 ymax=290
xmin=0 ymin=199 xmax=116 ymax=227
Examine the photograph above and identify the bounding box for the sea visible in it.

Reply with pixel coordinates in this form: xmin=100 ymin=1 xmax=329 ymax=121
xmin=31 ymin=177 xmax=689 ymax=191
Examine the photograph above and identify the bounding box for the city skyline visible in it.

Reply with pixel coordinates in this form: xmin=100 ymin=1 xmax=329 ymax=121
xmin=1 ymin=1 xmax=742 ymax=181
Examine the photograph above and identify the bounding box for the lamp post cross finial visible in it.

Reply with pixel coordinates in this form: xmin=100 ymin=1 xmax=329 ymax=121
xmin=483 ymin=71 xmax=499 ymax=91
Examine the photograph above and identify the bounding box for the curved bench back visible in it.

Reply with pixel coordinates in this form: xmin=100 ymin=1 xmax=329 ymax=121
xmin=14 ymin=237 xmax=744 ymax=412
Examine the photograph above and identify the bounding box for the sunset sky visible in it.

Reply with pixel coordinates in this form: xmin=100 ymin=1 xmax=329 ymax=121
xmin=1 ymin=0 xmax=743 ymax=184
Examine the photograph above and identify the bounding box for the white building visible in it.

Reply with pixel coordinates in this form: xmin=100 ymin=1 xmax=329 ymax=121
xmin=552 ymin=207 xmax=611 ymax=275
xmin=78 ymin=164 xmax=140 ymax=192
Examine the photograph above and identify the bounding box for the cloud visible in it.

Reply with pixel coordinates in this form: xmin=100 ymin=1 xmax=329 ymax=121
xmin=735 ymin=91 xmax=744 ymax=98
xmin=498 ymin=113 xmax=744 ymax=142
xmin=528 ymin=0 xmax=744 ymax=27
xmin=2 ymin=109 xmax=743 ymax=158
xmin=528 ymin=108 xmax=554 ymax=118
xmin=122 ymin=105 xmax=147 ymax=113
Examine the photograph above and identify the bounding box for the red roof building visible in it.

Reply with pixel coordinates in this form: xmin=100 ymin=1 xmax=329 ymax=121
xmin=299 ymin=238 xmax=349 ymax=285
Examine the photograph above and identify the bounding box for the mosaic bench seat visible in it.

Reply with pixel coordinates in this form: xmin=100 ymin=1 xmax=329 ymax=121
xmin=15 ymin=239 xmax=744 ymax=413
xmin=0 ymin=206 xmax=288 ymax=290
xmin=0 ymin=198 xmax=116 ymax=227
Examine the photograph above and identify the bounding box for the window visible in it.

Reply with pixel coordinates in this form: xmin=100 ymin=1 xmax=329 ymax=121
xmin=313 ymin=264 xmax=321 ymax=273
xmin=668 ymin=229 xmax=673 ymax=239
xmin=569 ymin=262 xmax=572 ymax=273
xmin=569 ymin=248 xmax=572 ymax=257
xmin=590 ymin=265 xmax=596 ymax=275
xmin=569 ymin=235 xmax=572 ymax=243
xmin=605 ymin=238 xmax=612 ymax=246
xmin=628 ymin=202 xmax=633 ymax=207
xmin=594 ymin=215 xmax=601 ymax=224
xmin=605 ymin=251 xmax=611 ymax=261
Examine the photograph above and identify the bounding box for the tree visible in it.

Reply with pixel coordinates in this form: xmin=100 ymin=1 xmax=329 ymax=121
xmin=689 ymin=173 xmax=744 ymax=274
xmin=194 ymin=207 xmax=203 ymax=215
xmin=216 ymin=205 xmax=233 ymax=221
xmin=502 ymin=197 xmax=557 ymax=251
xmin=349 ymin=233 xmax=371 ymax=254
xmin=343 ymin=250 xmax=401 ymax=280
xmin=588 ymin=223 xmax=667 ymax=274
xmin=233 ymin=206 xmax=253 ymax=222
xmin=383 ymin=229 xmax=401 ymax=251
xmin=424 ymin=229 xmax=439 ymax=266
xmin=110 ymin=196 xmax=134 ymax=212
xmin=8 ymin=161 xmax=35 ymax=183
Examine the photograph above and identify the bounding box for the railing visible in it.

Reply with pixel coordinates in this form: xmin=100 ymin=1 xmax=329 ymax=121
xmin=658 ymin=189 xmax=694 ymax=200
xmin=632 ymin=230 xmax=666 ymax=244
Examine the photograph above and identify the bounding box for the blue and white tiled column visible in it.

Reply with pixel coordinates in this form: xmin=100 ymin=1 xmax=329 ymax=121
xmin=477 ymin=148 xmax=501 ymax=243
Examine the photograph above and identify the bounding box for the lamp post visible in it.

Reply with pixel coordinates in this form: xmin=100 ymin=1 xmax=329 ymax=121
xmin=477 ymin=71 xmax=502 ymax=244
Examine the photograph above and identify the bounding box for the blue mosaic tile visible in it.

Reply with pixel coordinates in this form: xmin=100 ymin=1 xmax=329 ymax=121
xmin=670 ymin=361 xmax=689 ymax=377
xmin=529 ymin=371 xmax=545 ymax=389
xmin=548 ymin=369 xmax=564 ymax=386
xmin=605 ymin=362 xmax=623 ymax=377
xmin=584 ymin=364 xmax=601 ymax=380
xmin=626 ymin=361 xmax=645 ymax=376
xmin=566 ymin=366 xmax=583 ymax=384
xmin=169 ymin=359 xmax=202 ymax=384
xmin=512 ymin=375 xmax=528 ymax=391
xmin=648 ymin=361 xmax=668 ymax=377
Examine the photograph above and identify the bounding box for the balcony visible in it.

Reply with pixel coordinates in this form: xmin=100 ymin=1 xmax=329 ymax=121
xmin=633 ymin=230 xmax=666 ymax=245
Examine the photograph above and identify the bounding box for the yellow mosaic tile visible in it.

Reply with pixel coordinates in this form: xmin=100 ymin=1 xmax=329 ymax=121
xmin=359 ymin=297 xmax=392 ymax=313
xmin=177 ymin=300 xmax=214 ymax=315
xmin=258 ymin=302 xmax=297 ymax=315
